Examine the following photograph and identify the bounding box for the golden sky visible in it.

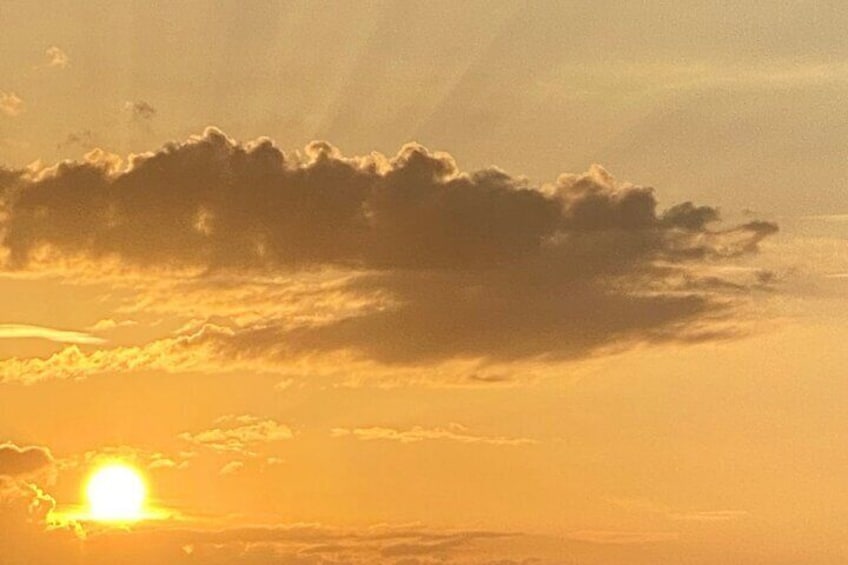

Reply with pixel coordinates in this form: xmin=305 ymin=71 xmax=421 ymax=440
xmin=1 ymin=2 xmax=847 ymax=564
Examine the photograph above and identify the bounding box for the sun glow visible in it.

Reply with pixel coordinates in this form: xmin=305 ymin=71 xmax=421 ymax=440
xmin=85 ymin=464 xmax=147 ymax=521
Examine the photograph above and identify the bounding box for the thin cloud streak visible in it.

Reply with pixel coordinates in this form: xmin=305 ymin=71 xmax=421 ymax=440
xmin=331 ymin=423 xmax=538 ymax=446
xmin=0 ymin=324 xmax=105 ymax=345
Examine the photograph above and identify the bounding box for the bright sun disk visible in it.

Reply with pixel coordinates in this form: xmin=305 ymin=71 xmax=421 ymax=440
xmin=86 ymin=463 xmax=147 ymax=521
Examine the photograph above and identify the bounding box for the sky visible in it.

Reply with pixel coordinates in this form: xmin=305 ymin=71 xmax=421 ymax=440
xmin=1 ymin=1 xmax=847 ymax=563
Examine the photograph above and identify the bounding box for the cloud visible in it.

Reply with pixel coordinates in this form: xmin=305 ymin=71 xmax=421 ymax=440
xmin=331 ymin=423 xmax=537 ymax=446
xmin=0 ymin=443 xmax=54 ymax=478
xmin=147 ymin=457 xmax=181 ymax=470
xmin=799 ymin=214 xmax=848 ymax=223
xmin=86 ymin=318 xmax=138 ymax=332
xmin=0 ymin=92 xmax=24 ymax=117
xmin=57 ymin=130 xmax=96 ymax=152
xmin=566 ymin=530 xmax=679 ymax=544
xmin=2 ymin=487 xmax=535 ymax=565
xmin=0 ymin=504 xmax=801 ymax=564
xmin=379 ymin=530 xmax=505 ymax=557
xmin=0 ymin=129 xmax=778 ymax=376
xmin=56 ymin=445 xmax=193 ymax=474
xmin=0 ymin=338 xmax=200 ymax=385
xmin=0 ymin=483 xmax=74 ymax=565
xmin=0 ymin=323 xmax=105 ymax=345
xmin=0 ymin=129 xmax=774 ymax=271
xmin=218 ymin=460 xmax=244 ymax=475
xmin=58 ymin=523 xmax=517 ymax=564
xmin=179 ymin=415 xmax=294 ymax=456
xmin=45 ymin=46 xmax=69 ymax=69
xmin=123 ymin=100 xmax=156 ymax=120
xmin=0 ymin=443 xmax=77 ymax=565
xmin=668 ymin=510 xmax=749 ymax=522
xmin=606 ymin=496 xmax=749 ymax=525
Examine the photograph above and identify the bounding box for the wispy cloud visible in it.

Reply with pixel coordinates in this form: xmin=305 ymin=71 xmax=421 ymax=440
xmin=668 ymin=510 xmax=749 ymax=522
xmin=0 ymin=324 xmax=105 ymax=345
xmin=56 ymin=444 xmax=193 ymax=473
xmin=2 ymin=512 xmax=519 ymax=565
xmin=218 ymin=460 xmax=244 ymax=475
xmin=799 ymin=214 xmax=848 ymax=223
xmin=566 ymin=530 xmax=679 ymax=544
xmin=86 ymin=318 xmax=138 ymax=332
xmin=179 ymin=415 xmax=294 ymax=456
xmin=607 ymin=496 xmax=749 ymax=524
xmin=331 ymin=423 xmax=538 ymax=446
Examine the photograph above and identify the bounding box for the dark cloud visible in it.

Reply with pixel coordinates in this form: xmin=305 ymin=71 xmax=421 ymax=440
xmin=0 ymin=129 xmax=777 ymax=365
xmin=57 ymin=129 xmax=96 ymax=151
xmin=660 ymin=202 xmax=720 ymax=231
xmin=124 ymin=100 xmax=157 ymax=120
xmin=0 ymin=129 xmax=773 ymax=271
xmin=0 ymin=444 xmax=75 ymax=565
xmin=205 ymin=271 xmax=718 ymax=364
xmin=0 ymin=443 xmax=53 ymax=478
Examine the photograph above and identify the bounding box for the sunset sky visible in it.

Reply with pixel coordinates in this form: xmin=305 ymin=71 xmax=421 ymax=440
xmin=1 ymin=2 xmax=847 ymax=563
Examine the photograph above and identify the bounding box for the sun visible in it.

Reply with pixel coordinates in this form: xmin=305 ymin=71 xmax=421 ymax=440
xmin=85 ymin=463 xmax=147 ymax=521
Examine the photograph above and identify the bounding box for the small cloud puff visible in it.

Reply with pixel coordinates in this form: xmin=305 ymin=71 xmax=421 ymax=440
xmin=0 ymin=92 xmax=24 ymax=117
xmin=45 ymin=47 xmax=70 ymax=69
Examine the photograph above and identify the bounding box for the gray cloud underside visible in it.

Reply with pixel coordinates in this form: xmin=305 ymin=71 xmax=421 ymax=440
xmin=0 ymin=128 xmax=777 ymax=364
